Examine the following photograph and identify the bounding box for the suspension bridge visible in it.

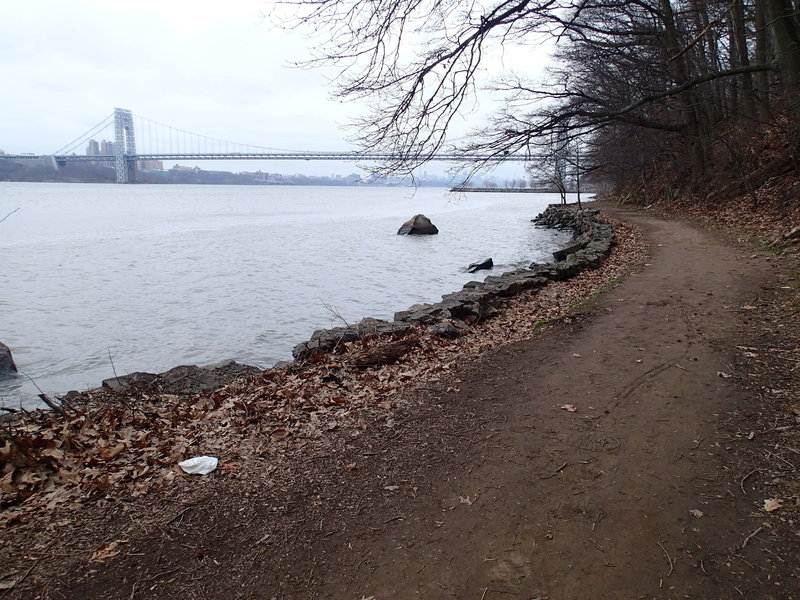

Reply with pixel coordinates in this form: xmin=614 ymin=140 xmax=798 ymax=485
xmin=0 ymin=108 xmax=528 ymax=183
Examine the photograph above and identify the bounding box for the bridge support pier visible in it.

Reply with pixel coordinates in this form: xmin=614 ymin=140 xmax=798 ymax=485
xmin=114 ymin=108 xmax=137 ymax=183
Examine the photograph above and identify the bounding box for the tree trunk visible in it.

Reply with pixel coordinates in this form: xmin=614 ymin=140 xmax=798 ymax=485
xmin=761 ymin=0 xmax=800 ymax=130
xmin=733 ymin=0 xmax=757 ymax=121
xmin=660 ymin=0 xmax=707 ymax=177
xmin=754 ymin=1 xmax=773 ymax=120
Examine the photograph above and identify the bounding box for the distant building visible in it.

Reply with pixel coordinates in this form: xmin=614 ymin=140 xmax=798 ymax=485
xmin=99 ymin=140 xmax=114 ymax=155
xmin=138 ymin=159 xmax=164 ymax=171
xmin=86 ymin=139 xmax=100 ymax=156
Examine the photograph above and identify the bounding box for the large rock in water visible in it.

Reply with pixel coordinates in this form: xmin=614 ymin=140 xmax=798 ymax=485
xmin=397 ymin=214 xmax=438 ymax=235
xmin=0 ymin=342 xmax=17 ymax=377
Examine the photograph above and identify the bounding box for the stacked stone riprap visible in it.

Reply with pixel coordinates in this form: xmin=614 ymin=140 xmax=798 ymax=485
xmin=292 ymin=205 xmax=616 ymax=361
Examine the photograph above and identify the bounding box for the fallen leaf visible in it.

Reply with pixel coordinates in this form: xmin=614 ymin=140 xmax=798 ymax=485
xmin=99 ymin=443 xmax=126 ymax=461
xmin=270 ymin=429 xmax=289 ymax=441
xmin=764 ymin=498 xmax=783 ymax=512
xmin=689 ymin=509 xmax=704 ymax=519
xmin=572 ymin=353 xmax=582 ymax=358
xmin=717 ymin=371 xmax=732 ymax=378
xmin=90 ymin=540 xmax=127 ymax=563
xmin=560 ymin=404 xmax=578 ymax=412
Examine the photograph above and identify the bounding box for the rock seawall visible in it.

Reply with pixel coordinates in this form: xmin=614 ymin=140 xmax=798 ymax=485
xmin=292 ymin=204 xmax=615 ymax=360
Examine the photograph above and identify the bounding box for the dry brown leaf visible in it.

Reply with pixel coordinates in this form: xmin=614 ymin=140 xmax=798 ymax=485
xmin=90 ymin=540 xmax=127 ymax=563
xmin=99 ymin=443 xmax=126 ymax=461
xmin=270 ymin=429 xmax=289 ymax=441
xmin=764 ymin=498 xmax=783 ymax=512
xmin=560 ymin=404 xmax=578 ymax=412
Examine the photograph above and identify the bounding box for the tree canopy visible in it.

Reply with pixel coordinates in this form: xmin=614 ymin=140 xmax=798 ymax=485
xmin=281 ymin=0 xmax=800 ymax=197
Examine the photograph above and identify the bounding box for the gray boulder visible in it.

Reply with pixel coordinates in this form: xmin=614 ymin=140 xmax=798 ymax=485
xmin=102 ymin=359 xmax=260 ymax=395
xmin=398 ymin=214 xmax=438 ymax=235
xmin=0 ymin=342 xmax=17 ymax=377
xmin=553 ymin=239 xmax=588 ymax=261
xmin=430 ymin=321 xmax=462 ymax=339
xmin=467 ymin=258 xmax=493 ymax=273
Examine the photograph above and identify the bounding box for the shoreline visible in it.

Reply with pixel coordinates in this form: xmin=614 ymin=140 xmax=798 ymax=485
xmin=0 ymin=202 xmax=654 ymax=597
xmin=0 ymin=203 xmax=638 ymax=507
xmin=62 ymin=203 xmax=614 ymax=400
xmin=2 ymin=202 xmax=598 ymax=406
xmin=1 ymin=187 xmax=573 ymax=408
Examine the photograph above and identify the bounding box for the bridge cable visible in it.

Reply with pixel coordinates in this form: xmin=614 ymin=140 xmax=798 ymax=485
xmin=53 ymin=114 xmax=115 ymax=155
xmin=135 ymin=113 xmax=309 ymax=155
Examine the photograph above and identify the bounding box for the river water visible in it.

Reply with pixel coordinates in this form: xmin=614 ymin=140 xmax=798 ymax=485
xmin=0 ymin=183 xmax=573 ymax=409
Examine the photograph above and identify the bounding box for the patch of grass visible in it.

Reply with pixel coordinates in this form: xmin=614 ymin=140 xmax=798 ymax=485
xmin=747 ymin=235 xmax=787 ymax=256
xmin=533 ymin=319 xmax=550 ymax=332
xmin=568 ymin=274 xmax=627 ymax=313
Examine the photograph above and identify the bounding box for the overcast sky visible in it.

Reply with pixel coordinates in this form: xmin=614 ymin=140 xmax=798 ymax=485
xmin=0 ymin=1 xmax=550 ymax=179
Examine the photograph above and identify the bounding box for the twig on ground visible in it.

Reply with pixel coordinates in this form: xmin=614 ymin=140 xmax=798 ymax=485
xmin=0 ymin=557 xmax=39 ymax=599
xmin=740 ymin=469 xmax=758 ymax=495
xmin=37 ymin=394 xmax=68 ymax=418
xmin=540 ymin=461 xmax=568 ymax=479
xmin=592 ymin=510 xmax=605 ymax=531
xmin=758 ymin=417 xmax=780 ymax=436
xmin=166 ymin=504 xmax=196 ymax=525
xmin=480 ymin=587 xmax=488 ymax=600
xmin=601 ymin=437 xmax=621 ymax=451
xmin=21 ymin=372 xmax=69 ymax=417
xmin=130 ymin=568 xmax=181 ymax=600
xmin=0 ymin=542 xmax=53 ymax=599
xmin=765 ymin=449 xmax=796 ymax=470
xmin=740 ymin=526 xmax=763 ymax=550
xmin=657 ymin=542 xmax=674 ymax=576
xmin=588 ymin=538 xmax=605 ymax=551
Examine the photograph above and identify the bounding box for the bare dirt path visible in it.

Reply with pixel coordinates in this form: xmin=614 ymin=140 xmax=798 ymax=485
xmin=272 ymin=209 xmax=792 ymax=600
xmin=13 ymin=208 xmax=798 ymax=599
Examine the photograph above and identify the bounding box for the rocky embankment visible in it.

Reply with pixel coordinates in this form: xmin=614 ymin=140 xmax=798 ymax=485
xmin=292 ymin=204 xmax=615 ymax=360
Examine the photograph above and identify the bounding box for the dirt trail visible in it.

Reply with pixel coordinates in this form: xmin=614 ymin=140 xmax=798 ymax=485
xmin=297 ymin=209 xmax=788 ymax=599
xmin=36 ymin=208 xmax=798 ymax=599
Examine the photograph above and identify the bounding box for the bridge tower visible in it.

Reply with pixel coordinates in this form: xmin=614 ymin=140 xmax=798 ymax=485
xmin=113 ymin=108 xmax=136 ymax=183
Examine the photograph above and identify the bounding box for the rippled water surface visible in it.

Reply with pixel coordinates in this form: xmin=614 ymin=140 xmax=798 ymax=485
xmin=1 ymin=183 xmax=574 ymax=408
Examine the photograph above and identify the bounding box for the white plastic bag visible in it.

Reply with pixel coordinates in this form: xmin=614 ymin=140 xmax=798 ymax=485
xmin=178 ymin=455 xmax=219 ymax=475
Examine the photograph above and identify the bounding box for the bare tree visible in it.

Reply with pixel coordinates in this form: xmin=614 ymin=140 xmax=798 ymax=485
xmin=278 ymin=0 xmax=797 ymax=195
